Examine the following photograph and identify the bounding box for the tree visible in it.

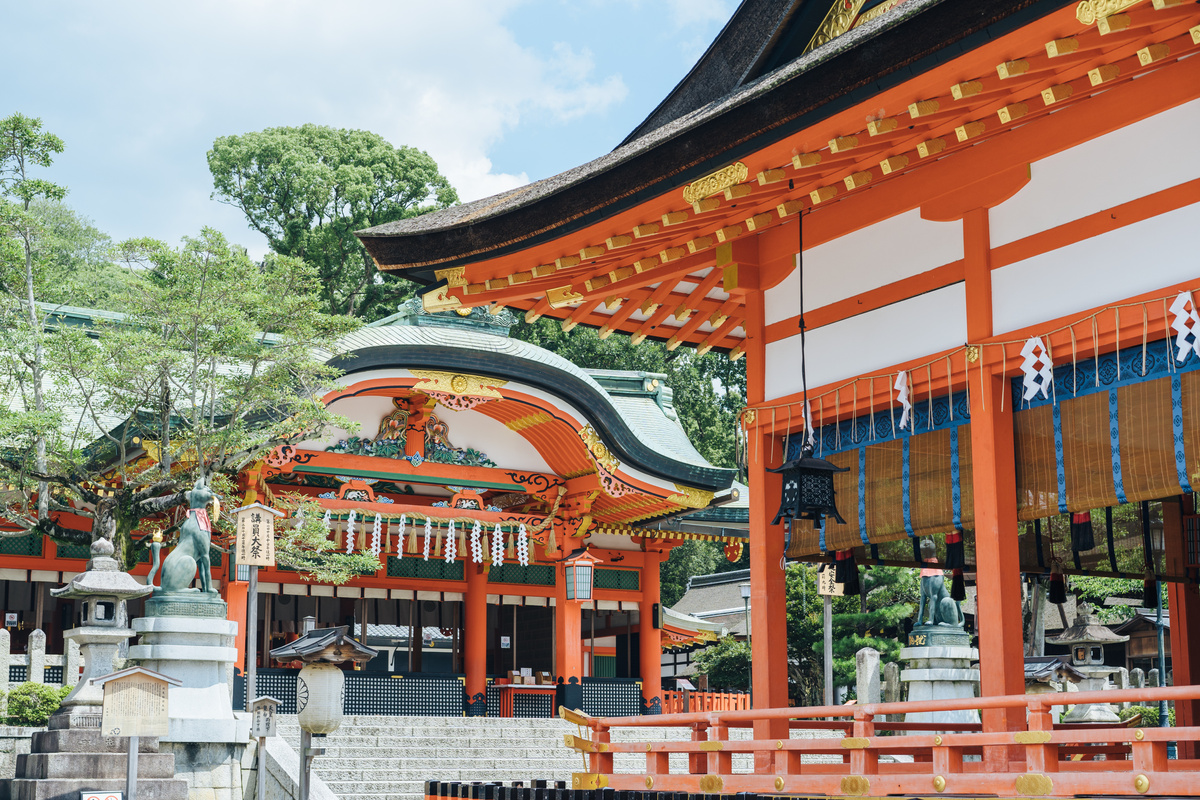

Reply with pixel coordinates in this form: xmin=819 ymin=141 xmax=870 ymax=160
xmin=691 ymin=635 xmax=751 ymax=691
xmin=826 ymin=565 xmax=917 ymax=693
xmin=0 ymin=113 xmax=67 ymax=525
xmin=508 ymin=318 xmax=745 ymax=468
xmin=661 ymin=540 xmax=722 ymax=607
xmin=26 ymin=200 xmax=145 ymax=311
xmin=208 ymin=125 xmax=458 ymax=321
xmin=1 ymin=226 xmax=375 ymax=581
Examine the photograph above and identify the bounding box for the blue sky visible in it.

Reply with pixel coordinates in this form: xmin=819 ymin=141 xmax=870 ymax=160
xmin=5 ymin=1 xmax=735 ymax=259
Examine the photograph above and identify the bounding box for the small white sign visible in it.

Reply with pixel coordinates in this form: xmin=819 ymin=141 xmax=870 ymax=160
xmin=80 ymin=792 xmax=122 ymax=800
xmin=500 ymin=636 xmax=511 ymax=650
xmin=4 ymin=613 xmax=16 ymax=627
xmin=676 ymin=678 xmax=696 ymax=691
xmin=520 ymin=667 xmax=532 ymax=677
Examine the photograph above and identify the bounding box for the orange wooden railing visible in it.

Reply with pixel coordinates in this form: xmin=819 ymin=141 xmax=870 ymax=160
xmin=661 ymin=690 xmax=751 ymax=714
xmin=561 ymin=685 xmax=1200 ymax=797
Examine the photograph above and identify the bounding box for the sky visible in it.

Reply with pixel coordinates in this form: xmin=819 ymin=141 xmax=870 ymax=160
xmin=5 ymin=0 xmax=736 ymax=260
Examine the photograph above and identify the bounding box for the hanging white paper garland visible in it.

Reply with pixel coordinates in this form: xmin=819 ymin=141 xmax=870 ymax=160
xmin=491 ymin=522 xmax=504 ymax=565
xmin=517 ymin=523 xmax=529 ymax=567
xmin=1170 ymin=290 xmax=1200 ymax=363
xmin=894 ymin=371 xmax=912 ymax=431
xmin=1019 ymin=336 xmax=1054 ymax=401
xmin=422 ymin=517 xmax=433 ymax=561
xmin=470 ymin=520 xmax=483 ymax=563
xmin=345 ymin=510 xmax=357 ymax=554
xmin=445 ymin=520 xmax=457 ymax=562
xmin=371 ymin=513 xmax=382 ymax=558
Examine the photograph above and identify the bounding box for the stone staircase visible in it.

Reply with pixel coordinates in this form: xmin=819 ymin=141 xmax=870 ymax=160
xmin=275 ymin=716 xmax=580 ymax=800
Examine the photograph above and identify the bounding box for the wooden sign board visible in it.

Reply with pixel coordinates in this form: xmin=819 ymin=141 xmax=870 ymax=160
xmin=249 ymin=696 xmax=282 ymax=738
xmin=98 ymin=670 xmax=173 ymax=738
xmin=235 ymin=503 xmax=281 ymax=568
xmin=817 ymin=565 xmax=844 ymax=597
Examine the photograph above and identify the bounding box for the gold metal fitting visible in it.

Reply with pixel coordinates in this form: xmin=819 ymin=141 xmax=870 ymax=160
xmin=774 ymin=777 xmax=785 ymax=791
xmin=1134 ymin=774 xmax=1150 ymax=793
xmin=776 ymin=740 xmax=784 ymax=750
xmin=933 ymin=775 xmax=946 ymax=793
xmin=933 ymin=735 xmax=943 ymax=746
xmin=1134 ymin=728 xmax=1145 ymax=741
xmin=152 ymin=530 xmax=164 ymax=543
xmin=644 ymin=777 xmax=654 ymax=790
xmin=966 ymin=344 xmax=981 ymax=363
xmin=645 ymin=743 xmax=652 ymax=752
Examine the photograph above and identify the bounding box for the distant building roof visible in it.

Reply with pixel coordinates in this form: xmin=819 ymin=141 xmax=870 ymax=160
xmin=671 ymin=569 xmax=752 ymax=627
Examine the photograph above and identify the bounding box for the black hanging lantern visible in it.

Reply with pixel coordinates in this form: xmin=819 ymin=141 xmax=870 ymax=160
xmin=768 ymin=210 xmax=849 ymax=526
xmin=769 ymin=442 xmax=850 ymax=524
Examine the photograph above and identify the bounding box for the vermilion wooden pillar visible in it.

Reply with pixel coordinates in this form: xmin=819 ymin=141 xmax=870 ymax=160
xmin=640 ymin=549 xmax=665 ymax=714
xmin=746 ymin=287 xmax=788 ymax=771
xmin=1165 ymin=496 xmax=1200 ymax=757
xmin=555 ymin=560 xmax=584 ymax=711
xmin=969 ymin=371 xmax=1026 ymax=752
xmin=464 ymin=561 xmax=488 ymax=715
xmin=222 ymin=577 xmax=249 ymax=682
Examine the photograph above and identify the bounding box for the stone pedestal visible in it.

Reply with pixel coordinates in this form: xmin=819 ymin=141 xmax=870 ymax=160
xmin=1062 ymin=668 xmax=1121 ymax=723
xmin=2 ymin=712 xmax=188 ymax=800
xmin=130 ymin=615 xmax=249 ymax=744
xmin=900 ymin=626 xmax=980 ymax=728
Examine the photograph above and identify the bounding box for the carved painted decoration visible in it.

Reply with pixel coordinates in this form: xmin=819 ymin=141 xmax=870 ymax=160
xmin=376 ymin=398 xmax=412 ymax=440
xmin=410 ymin=370 xmax=507 ymax=409
xmin=681 ymin=162 xmax=749 ymax=204
xmin=326 ymin=412 xmax=496 ymax=468
xmin=804 ymin=0 xmax=912 ymax=54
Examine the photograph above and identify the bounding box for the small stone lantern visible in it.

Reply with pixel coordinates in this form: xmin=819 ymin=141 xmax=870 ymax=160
xmin=1047 ymin=603 xmax=1129 ymax=723
xmin=50 ymin=539 xmax=154 ymax=725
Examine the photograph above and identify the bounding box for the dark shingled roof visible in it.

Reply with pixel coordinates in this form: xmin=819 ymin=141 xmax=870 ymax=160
xmin=270 ymin=625 xmax=379 ymax=663
xmin=357 ymin=0 xmax=1070 ymax=277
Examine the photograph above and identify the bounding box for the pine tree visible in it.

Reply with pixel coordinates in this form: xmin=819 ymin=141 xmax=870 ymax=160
xmin=825 ymin=565 xmax=917 ymax=694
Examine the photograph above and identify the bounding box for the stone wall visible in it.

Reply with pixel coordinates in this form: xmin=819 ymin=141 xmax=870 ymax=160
xmin=0 ymin=726 xmax=42 ymax=781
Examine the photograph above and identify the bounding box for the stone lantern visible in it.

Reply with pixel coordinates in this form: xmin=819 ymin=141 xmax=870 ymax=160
xmin=1047 ymin=603 xmax=1129 ymax=723
xmin=270 ymin=617 xmax=377 ymax=800
xmin=51 ymin=538 xmax=154 ymax=724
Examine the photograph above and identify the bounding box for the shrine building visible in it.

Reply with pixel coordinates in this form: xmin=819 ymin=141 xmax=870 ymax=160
xmin=0 ymin=301 xmax=745 ymax=719
xmin=351 ymin=0 xmax=1200 ymax=793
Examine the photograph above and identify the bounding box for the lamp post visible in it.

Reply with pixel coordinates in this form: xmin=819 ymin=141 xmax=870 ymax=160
xmin=739 ymin=582 xmax=752 ymax=697
xmin=270 ymin=617 xmax=377 ymax=800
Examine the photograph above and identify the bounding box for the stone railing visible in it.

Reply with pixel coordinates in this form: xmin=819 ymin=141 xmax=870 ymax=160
xmin=0 ymin=629 xmax=81 ymax=693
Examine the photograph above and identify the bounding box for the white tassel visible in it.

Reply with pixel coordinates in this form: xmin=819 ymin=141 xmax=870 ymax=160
xmin=445 ymin=520 xmax=457 ymax=562
xmin=422 ymin=517 xmax=433 ymax=561
xmin=517 ymin=523 xmax=529 ymax=567
xmin=491 ymin=522 xmax=504 ymax=566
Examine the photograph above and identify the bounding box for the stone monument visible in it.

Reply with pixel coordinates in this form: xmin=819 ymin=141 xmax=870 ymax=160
xmin=0 ymin=537 xmax=188 ymax=800
xmin=130 ymin=477 xmax=250 ymax=799
xmin=1046 ymin=603 xmax=1128 ymax=723
xmin=900 ymin=538 xmax=980 ymax=728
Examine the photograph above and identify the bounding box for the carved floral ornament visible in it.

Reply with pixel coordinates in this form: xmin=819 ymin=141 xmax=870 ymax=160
xmin=409 ymin=370 xmax=506 ymax=411
xmin=578 ymin=424 xmax=620 ymax=473
xmin=681 ymin=162 xmax=749 ymax=204
xmin=1075 ymin=0 xmax=1142 ymax=25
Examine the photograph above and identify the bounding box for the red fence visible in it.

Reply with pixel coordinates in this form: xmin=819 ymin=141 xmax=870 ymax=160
xmin=562 ymin=685 xmax=1200 ymax=797
xmin=661 ymin=690 xmax=751 ymax=714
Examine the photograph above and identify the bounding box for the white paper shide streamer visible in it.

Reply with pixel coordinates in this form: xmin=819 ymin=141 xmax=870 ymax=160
xmin=491 ymin=522 xmax=504 ymax=565
xmin=371 ymin=513 xmax=382 ymax=558
xmin=470 ymin=520 xmax=483 ymax=563
xmin=516 ymin=523 xmax=530 ymax=567
xmin=894 ymin=371 xmax=912 ymax=431
xmin=345 ymin=510 xmax=356 ymax=554
xmin=422 ymin=517 xmax=433 ymax=561
xmin=1020 ymin=336 xmax=1054 ymax=401
xmin=445 ymin=520 xmax=457 ymax=562
xmin=1170 ymin=291 xmax=1200 ymax=363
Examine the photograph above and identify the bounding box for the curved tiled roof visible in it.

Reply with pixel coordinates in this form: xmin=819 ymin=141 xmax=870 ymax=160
xmin=357 ymin=0 xmax=1063 ymax=275
xmin=327 ymin=324 xmax=734 ymax=491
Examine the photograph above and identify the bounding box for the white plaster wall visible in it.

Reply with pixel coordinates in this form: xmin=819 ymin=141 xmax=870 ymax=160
xmin=990 ymin=98 xmax=1200 ymax=247
xmin=301 ymin=393 xmax=552 ymax=475
xmin=765 ymin=209 xmax=963 ymax=325
xmin=992 ymin=198 xmax=1200 ymax=335
xmin=765 ymin=283 xmax=968 ymax=401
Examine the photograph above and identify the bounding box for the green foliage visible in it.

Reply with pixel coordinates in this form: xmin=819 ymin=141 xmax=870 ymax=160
xmin=691 ymin=636 xmax=752 ymax=691
xmin=208 ymin=125 xmax=458 ymax=320
xmin=6 ymin=682 xmax=64 ymax=726
xmin=508 ymin=318 xmax=745 ymax=468
xmin=827 ymin=566 xmax=916 ymax=692
xmin=1071 ymin=575 xmax=1152 ymax=623
xmin=272 ymin=495 xmax=381 ymax=584
xmin=25 ymin=200 xmax=145 ymax=310
xmin=1119 ymin=704 xmax=1174 ymax=727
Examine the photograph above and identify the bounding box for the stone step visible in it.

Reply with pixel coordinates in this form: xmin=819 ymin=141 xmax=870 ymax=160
xmin=31 ymin=729 xmax=164 ymax=754
xmin=17 ymin=752 xmax=177 ymax=780
xmin=309 ymin=751 xmax=577 ymax=764
xmin=6 ymin=777 xmax=188 ymax=800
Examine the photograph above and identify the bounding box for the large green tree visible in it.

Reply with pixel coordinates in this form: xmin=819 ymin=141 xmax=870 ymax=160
xmin=26 ymin=200 xmax=144 ymax=311
xmin=208 ymin=125 xmax=458 ymax=320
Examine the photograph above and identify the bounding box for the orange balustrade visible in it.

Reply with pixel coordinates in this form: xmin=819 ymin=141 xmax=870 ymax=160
xmin=563 ymin=685 xmax=1200 ymax=797
xmin=661 ymin=690 xmax=751 ymax=714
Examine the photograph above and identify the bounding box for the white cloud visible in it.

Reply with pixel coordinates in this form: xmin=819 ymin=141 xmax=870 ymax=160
xmin=4 ymin=0 xmax=633 ymax=252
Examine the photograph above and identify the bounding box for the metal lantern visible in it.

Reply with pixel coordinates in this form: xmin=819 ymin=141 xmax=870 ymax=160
xmin=768 ymin=442 xmax=849 ymax=525
xmin=563 ymin=548 xmax=602 ymax=602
